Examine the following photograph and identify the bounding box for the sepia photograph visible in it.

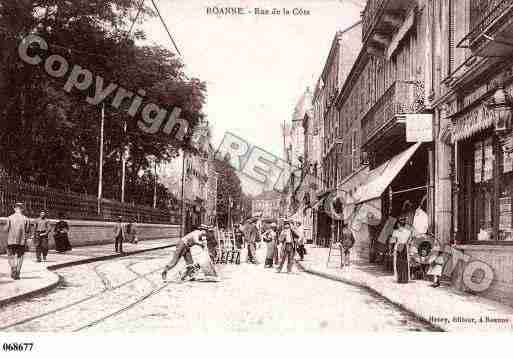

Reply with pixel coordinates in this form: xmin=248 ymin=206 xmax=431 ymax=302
xmin=1 ymin=0 xmax=513 ymax=354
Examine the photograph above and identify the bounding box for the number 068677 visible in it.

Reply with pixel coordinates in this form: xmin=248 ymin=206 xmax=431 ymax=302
xmin=2 ymin=343 xmax=34 ymax=351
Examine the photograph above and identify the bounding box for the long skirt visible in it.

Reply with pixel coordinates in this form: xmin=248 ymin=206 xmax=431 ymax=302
xmin=266 ymin=240 xmax=277 ymax=259
xmin=394 ymin=246 xmax=410 ymax=283
xmin=54 ymin=233 xmax=72 ymax=253
xmin=273 ymin=243 xmax=281 ymax=265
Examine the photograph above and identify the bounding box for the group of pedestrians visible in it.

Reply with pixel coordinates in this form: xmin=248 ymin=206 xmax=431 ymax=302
xmin=2 ymin=202 xmax=71 ymax=280
xmin=261 ymin=220 xmax=306 ymax=273
xmin=159 ymin=218 xmax=308 ymax=283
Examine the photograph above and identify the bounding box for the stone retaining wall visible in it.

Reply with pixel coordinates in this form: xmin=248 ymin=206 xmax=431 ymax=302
xmin=0 ymin=218 xmax=180 ymax=253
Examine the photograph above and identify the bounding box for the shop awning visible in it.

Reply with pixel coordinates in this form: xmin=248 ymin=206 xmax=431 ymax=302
xmin=451 ymin=106 xmax=494 ymax=143
xmin=353 ymin=142 xmax=422 ymax=204
xmin=310 ymin=189 xmax=334 ymax=210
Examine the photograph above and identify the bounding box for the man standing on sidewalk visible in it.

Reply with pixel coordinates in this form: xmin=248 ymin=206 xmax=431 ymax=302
xmin=276 ymin=221 xmax=299 ymax=273
xmin=34 ymin=210 xmax=51 ymax=262
xmin=244 ymin=218 xmax=260 ymax=264
xmin=3 ymin=202 xmax=31 ymax=280
xmin=114 ymin=216 xmax=124 ymax=254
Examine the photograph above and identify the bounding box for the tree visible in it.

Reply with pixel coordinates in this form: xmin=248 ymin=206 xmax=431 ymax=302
xmin=0 ymin=0 xmax=207 ymax=206
xmin=214 ymin=158 xmax=242 ymax=228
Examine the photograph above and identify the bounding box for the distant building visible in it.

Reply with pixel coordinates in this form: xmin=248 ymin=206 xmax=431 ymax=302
xmin=251 ymin=191 xmax=281 ymax=220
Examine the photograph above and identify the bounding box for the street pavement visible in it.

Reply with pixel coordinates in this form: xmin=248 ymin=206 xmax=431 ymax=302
xmin=0 ymin=246 xmax=437 ymax=333
xmin=299 ymin=246 xmax=513 ymax=332
xmin=0 ymin=238 xmax=178 ymax=306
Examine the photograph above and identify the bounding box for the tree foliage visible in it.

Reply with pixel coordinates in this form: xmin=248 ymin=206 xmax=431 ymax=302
xmin=0 ymin=0 xmax=207 ymax=207
xmin=214 ymin=158 xmax=243 ymax=227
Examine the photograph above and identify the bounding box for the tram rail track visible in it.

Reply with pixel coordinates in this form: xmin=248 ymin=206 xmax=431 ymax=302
xmin=0 ymin=249 xmax=176 ymax=331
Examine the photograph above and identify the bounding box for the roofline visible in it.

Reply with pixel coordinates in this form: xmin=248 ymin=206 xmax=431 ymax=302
xmin=334 ymin=40 xmax=370 ymax=110
xmin=320 ymin=21 xmax=362 ymax=81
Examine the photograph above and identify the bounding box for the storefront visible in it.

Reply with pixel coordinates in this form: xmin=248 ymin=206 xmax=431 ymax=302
xmin=348 ymin=141 xmax=434 ymax=263
xmin=311 ymin=190 xmax=333 ymax=247
xmin=448 ymin=81 xmax=513 ymax=305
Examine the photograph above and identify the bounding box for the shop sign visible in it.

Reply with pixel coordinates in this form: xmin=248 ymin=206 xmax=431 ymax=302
xmin=405 ymin=114 xmax=433 ymax=142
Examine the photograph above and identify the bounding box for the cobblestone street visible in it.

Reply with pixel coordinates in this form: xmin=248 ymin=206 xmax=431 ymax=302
xmin=0 ymin=248 xmax=437 ymax=333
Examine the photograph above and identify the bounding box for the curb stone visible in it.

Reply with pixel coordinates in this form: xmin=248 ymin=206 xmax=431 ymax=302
xmin=295 ymin=259 xmax=445 ymax=332
xmin=0 ymin=241 xmax=177 ymax=308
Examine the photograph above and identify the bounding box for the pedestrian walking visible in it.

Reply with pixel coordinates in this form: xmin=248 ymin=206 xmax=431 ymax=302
xmin=34 ymin=210 xmax=51 ymax=262
xmin=340 ymin=226 xmax=355 ymax=267
xmin=263 ymin=223 xmax=278 ymax=268
xmin=3 ymin=202 xmax=31 ymax=280
xmin=54 ymin=213 xmax=72 ymax=253
xmin=244 ymin=218 xmax=260 ymax=264
xmin=276 ymin=221 xmax=299 ymax=273
xmin=295 ymin=221 xmax=306 ymax=261
xmin=161 ymin=225 xmax=207 ymax=282
xmin=125 ymin=221 xmax=138 ymax=244
xmin=113 ymin=216 xmax=124 ymax=254
xmin=234 ymin=223 xmax=244 ymax=264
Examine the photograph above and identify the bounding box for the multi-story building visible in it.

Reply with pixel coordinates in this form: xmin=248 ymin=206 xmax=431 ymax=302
xmin=308 ymin=24 xmax=363 ymax=246
xmin=251 ymin=190 xmax=281 ymax=220
xmin=282 ymin=87 xmax=313 ymax=219
xmin=322 ymin=23 xmax=362 ymax=191
xmin=430 ymin=0 xmax=513 ymax=305
xmin=329 ymin=0 xmax=434 ymax=261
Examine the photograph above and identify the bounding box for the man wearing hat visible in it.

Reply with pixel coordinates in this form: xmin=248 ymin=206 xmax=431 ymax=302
xmin=3 ymin=202 xmax=31 ymax=280
xmin=244 ymin=218 xmax=260 ymax=264
xmin=276 ymin=220 xmax=299 ymax=273
xmin=113 ymin=216 xmax=124 ymax=254
xmin=161 ymin=224 xmax=207 ymax=282
xmin=34 ymin=210 xmax=51 ymax=262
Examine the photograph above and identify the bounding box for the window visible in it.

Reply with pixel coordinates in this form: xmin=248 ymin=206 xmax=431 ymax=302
xmin=462 ymin=133 xmax=513 ymax=242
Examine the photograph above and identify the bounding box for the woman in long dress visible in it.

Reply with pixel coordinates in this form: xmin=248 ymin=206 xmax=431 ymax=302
xmin=392 ymin=217 xmax=412 ymax=283
xmin=263 ymin=223 xmax=277 ymax=268
xmin=54 ymin=216 xmax=72 ymax=253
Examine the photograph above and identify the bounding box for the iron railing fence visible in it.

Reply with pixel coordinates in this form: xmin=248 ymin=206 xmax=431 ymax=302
xmin=0 ymin=175 xmax=180 ymax=224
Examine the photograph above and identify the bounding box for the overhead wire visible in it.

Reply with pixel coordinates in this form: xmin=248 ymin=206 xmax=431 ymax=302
xmin=149 ymin=0 xmax=182 ymax=57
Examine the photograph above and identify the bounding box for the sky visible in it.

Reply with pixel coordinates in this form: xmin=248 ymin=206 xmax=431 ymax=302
xmin=142 ymin=0 xmax=363 ymax=193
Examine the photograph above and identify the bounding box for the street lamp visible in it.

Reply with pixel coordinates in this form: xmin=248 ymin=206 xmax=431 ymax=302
xmin=487 ymin=84 xmax=513 ymax=135
xmin=487 ymin=84 xmax=513 ymax=151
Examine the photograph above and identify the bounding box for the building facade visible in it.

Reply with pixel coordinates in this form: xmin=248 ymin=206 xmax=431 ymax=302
xmin=430 ymin=0 xmax=513 ymax=305
xmin=251 ymin=190 xmax=281 ymax=220
xmin=309 ymin=23 xmax=363 ymax=247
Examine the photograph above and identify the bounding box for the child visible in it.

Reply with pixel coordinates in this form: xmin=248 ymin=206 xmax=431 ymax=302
xmin=427 ymin=245 xmax=445 ymax=287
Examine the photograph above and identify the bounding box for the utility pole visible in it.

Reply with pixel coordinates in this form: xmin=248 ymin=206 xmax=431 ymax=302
xmin=228 ymin=196 xmax=232 ymax=230
xmin=97 ymin=103 xmax=105 ymax=215
xmin=153 ymin=158 xmax=157 ymax=208
xmin=121 ymin=120 xmax=127 ymax=203
xmin=180 ymin=150 xmax=186 ymax=237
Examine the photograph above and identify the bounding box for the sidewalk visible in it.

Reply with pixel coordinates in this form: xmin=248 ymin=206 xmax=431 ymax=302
xmin=297 ymin=246 xmax=513 ymax=332
xmin=0 ymin=237 xmax=178 ymax=307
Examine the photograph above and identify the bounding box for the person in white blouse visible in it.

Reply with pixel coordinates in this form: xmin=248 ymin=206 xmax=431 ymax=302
xmin=391 ymin=216 xmax=413 ymax=283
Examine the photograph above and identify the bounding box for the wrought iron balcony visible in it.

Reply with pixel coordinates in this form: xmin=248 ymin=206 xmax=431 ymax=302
xmin=361 ymin=0 xmax=413 ymax=45
xmin=361 ymin=80 xmax=424 ymax=146
xmin=460 ymin=0 xmax=513 ymax=56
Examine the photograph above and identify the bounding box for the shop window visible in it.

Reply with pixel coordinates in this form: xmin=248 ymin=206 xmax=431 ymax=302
xmin=464 ymin=134 xmax=513 ymax=242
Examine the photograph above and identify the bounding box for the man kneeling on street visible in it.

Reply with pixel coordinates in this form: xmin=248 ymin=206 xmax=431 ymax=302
xmin=161 ymin=225 xmax=208 ymax=282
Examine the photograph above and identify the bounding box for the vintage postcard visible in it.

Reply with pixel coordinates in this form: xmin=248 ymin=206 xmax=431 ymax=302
xmin=1 ymin=0 xmax=513 ymax=351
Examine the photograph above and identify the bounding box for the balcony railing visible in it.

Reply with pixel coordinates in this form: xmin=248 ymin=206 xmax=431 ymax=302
xmin=361 ymin=80 xmax=422 ymax=144
xmin=362 ymin=0 xmax=386 ymax=41
xmin=466 ymin=0 xmax=513 ymax=48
